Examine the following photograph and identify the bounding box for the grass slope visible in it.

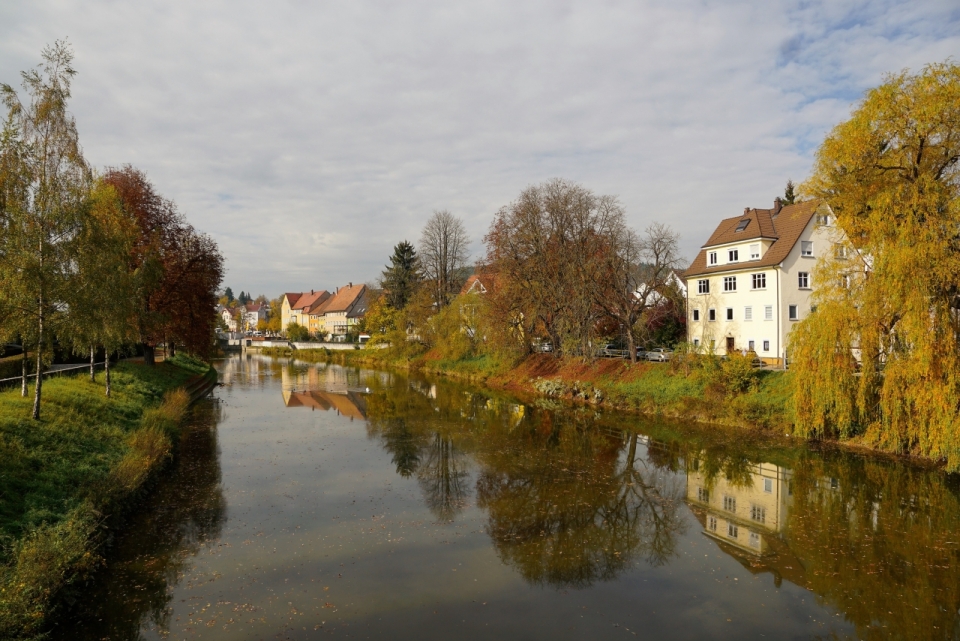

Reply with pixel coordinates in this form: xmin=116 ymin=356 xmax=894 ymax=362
xmin=0 ymin=354 xmax=211 ymax=638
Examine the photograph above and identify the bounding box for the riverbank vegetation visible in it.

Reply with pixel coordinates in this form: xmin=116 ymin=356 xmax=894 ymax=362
xmin=0 ymin=42 xmax=223 ymax=420
xmin=0 ymin=354 xmax=213 ymax=639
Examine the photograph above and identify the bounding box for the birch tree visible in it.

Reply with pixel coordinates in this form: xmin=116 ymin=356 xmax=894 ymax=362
xmin=0 ymin=41 xmax=90 ymax=419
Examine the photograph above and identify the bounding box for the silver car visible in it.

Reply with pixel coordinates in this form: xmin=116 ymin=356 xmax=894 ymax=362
xmin=645 ymin=347 xmax=674 ymax=362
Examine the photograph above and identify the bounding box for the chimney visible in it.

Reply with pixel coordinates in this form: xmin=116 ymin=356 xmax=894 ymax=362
xmin=744 ymin=207 xmax=750 ymax=216
xmin=349 ymin=282 xmax=353 ymax=288
xmin=773 ymin=197 xmax=783 ymax=214
xmin=311 ymin=289 xmax=314 ymax=295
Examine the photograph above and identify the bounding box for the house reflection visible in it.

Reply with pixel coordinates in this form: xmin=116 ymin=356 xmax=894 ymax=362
xmin=280 ymin=364 xmax=368 ymax=419
xmin=686 ymin=458 xmax=813 ymax=589
xmin=686 ymin=460 xmax=792 ymax=556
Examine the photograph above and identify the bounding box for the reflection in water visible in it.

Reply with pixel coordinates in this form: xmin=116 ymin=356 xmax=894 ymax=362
xmin=49 ymin=400 xmax=226 ymax=641
xmin=52 ymin=356 xmax=960 ymax=640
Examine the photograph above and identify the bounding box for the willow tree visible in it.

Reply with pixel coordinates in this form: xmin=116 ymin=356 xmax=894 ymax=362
xmin=0 ymin=41 xmax=90 ymax=419
xmin=792 ymin=61 xmax=960 ymax=467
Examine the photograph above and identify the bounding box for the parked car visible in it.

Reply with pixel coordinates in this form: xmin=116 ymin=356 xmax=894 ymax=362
xmin=599 ymin=344 xmax=629 ymax=358
xmin=645 ymin=347 xmax=674 ymax=362
xmin=532 ymin=339 xmax=553 ymax=353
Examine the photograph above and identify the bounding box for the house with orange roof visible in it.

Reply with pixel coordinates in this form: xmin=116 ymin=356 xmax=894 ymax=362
xmin=319 ymin=283 xmax=369 ymax=339
xmin=281 ymin=290 xmax=330 ymax=331
xmin=684 ymin=198 xmax=840 ymax=365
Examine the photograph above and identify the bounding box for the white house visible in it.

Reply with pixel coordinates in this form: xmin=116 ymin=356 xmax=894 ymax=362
xmin=684 ymin=198 xmax=837 ymax=365
xmin=242 ymin=302 xmax=268 ymax=331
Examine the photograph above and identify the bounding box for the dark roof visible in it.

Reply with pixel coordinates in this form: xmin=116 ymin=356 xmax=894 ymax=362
xmin=685 ymin=200 xmax=820 ymax=279
xmin=284 ymin=292 xmax=302 ymax=307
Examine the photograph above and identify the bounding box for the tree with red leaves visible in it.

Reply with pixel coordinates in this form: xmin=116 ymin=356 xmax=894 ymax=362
xmin=103 ymin=166 xmax=223 ymax=363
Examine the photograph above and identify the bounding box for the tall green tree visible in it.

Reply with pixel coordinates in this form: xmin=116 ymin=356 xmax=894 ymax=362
xmin=0 ymin=41 xmax=91 ymax=419
xmin=65 ymin=178 xmax=137 ymax=395
xmin=791 ymin=61 xmax=960 ymax=467
xmin=381 ymin=240 xmax=420 ymax=310
xmin=783 ymin=179 xmax=796 ymax=205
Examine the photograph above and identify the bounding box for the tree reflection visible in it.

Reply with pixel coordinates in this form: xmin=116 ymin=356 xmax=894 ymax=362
xmin=476 ymin=428 xmax=686 ymax=588
xmin=49 ymin=400 xmax=227 ymax=641
xmin=417 ymin=434 xmax=470 ymax=521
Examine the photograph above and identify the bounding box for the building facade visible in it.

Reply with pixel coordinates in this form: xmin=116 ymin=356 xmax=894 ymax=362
xmin=684 ymin=199 xmax=836 ymax=365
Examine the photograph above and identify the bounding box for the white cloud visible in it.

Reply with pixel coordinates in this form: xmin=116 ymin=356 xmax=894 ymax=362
xmin=1 ymin=0 xmax=956 ymax=295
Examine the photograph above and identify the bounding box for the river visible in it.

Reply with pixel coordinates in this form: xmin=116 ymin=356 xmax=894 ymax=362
xmin=49 ymin=354 xmax=960 ymax=640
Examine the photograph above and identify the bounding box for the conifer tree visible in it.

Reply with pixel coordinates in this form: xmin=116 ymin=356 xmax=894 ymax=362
xmin=381 ymin=240 xmax=421 ymax=310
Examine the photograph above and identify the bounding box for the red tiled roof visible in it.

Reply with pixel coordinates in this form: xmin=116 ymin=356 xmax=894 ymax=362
xmin=323 ymin=284 xmax=366 ymax=313
xmin=297 ymin=290 xmax=330 ymax=313
xmin=284 ymin=292 xmax=302 ymax=307
xmin=684 ymin=200 xmax=821 ymax=279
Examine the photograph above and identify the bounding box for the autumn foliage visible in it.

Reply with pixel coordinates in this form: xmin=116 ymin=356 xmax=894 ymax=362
xmin=791 ymin=61 xmax=960 ymax=468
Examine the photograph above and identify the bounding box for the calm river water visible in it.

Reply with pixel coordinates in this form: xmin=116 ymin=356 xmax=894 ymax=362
xmin=50 ymin=354 xmax=960 ymax=640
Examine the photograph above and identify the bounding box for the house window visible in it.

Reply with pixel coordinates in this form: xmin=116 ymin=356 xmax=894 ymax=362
xmin=744 ymin=307 xmax=753 ymax=321
xmin=723 ymin=276 xmax=737 ymax=292
xmin=708 ymin=309 xmax=716 ymax=322
xmin=698 ymin=487 xmax=710 ymax=502
xmin=789 ymin=304 xmax=798 ymax=321
xmin=798 ymin=272 xmax=810 ymax=288
xmin=728 ymin=249 xmax=739 ymax=262
xmin=764 ymin=305 xmax=773 ymax=321
xmin=692 ymin=309 xmax=700 ymax=321
xmin=694 ymin=338 xmax=700 ymax=347
xmin=801 ymin=241 xmax=813 ymax=257
xmin=840 ymin=274 xmax=851 ymax=289
xmin=725 ymin=308 xmax=734 ymax=321
xmin=763 ymin=340 xmax=770 ymax=352
xmin=763 ymin=478 xmax=773 ymax=493
xmin=750 ymin=505 xmax=766 ymax=523
xmin=750 ymin=244 xmax=760 ymax=260
xmin=710 ymin=339 xmax=716 ymax=349
xmin=749 ymin=532 xmax=761 ymax=549
xmin=723 ymin=496 xmax=736 ymax=512
xmin=835 ymin=244 xmax=849 ymax=259
xmin=735 ymin=219 xmax=750 ymax=232
xmin=708 ymin=251 xmax=718 ymax=265
xmin=752 ymin=273 xmax=766 ymax=289
xmin=817 ymin=213 xmax=831 ymax=226
xmin=708 ymin=516 xmax=717 ymax=532
xmin=698 ymin=279 xmax=710 ymax=294
xmin=748 ymin=340 xmax=755 ymax=350
xmin=727 ymin=523 xmax=739 ymax=539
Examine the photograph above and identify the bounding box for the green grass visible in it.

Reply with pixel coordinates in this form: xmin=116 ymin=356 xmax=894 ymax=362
xmin=0 ymin=359 xmax=203 ymax=638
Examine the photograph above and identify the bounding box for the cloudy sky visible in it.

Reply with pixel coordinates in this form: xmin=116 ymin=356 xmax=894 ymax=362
xmin=1 ymin=1 xmax=957 ymax=297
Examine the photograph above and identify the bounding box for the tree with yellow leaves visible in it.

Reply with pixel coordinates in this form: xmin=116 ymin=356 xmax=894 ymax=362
xmin=791 ymin=61 xmax=960 ymax=467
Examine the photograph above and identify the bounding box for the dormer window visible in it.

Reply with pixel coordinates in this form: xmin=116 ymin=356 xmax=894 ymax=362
xmin=735 ymin=219 xmax=750 ymax=232
xmin=708 ymin=251 xmax=717 ymax=266
xmin=750 ymin=244 xmax=760 ymax=260
xmin=728 ymin=249 xmax=739 ymax=263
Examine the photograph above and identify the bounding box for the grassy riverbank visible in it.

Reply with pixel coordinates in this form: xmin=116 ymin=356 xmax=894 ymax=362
xmin=261 ymin=345 xmax=794 ymax=431
xmin=0 ymin=354 xmax=216 ymax=639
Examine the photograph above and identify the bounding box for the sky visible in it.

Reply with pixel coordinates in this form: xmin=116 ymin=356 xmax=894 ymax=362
xmin=1 ymin=1 xmax=957 ymax=298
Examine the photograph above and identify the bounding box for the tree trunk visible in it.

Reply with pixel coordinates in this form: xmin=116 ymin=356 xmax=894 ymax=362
xmin=32 ymin=303 xmax=43 ymax=420
xmin=21 ymin=349 xmax=28 ymax=397
xmin=90 ymin=345 xmax=96 ymax=381
xmin=105 ymin=351 xmax=111 ymax=398
xmin=144 ymin=344 xmax=155 ymax=366
xmin=626 ymin=327 xmax=638 ymax=364
xmin=168 ymin=341 xmax=176 ymax=358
